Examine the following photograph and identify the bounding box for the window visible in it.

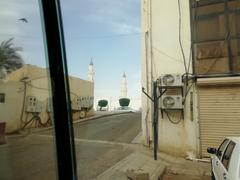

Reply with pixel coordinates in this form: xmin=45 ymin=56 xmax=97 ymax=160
xmin=222 ymin=141 xmax=236 ymax=171
xmin=0 ymin=0 xmax=141 ymax=179
xmin=190 ymin=0 xmax=240 ymax=75
xmin=0 ymin=93 xmax=5 ymax=103
xmin=217 ymin=139 xmax=229 ymax=160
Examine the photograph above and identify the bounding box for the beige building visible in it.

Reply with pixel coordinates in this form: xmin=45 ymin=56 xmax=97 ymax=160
xmin=0 ymin=64 xmax=94 ymax=133
xmin=141 ymin=0 xmax=240 ymax=158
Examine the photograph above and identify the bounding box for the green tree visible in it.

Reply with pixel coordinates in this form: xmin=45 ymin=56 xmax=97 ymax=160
xmin=0 ymin=38 xmax=24 ymax=79
xmin=98 ymin=100 xmax=108 ymax=111
xmin=119 ymin=98 xmax=130 ymax=107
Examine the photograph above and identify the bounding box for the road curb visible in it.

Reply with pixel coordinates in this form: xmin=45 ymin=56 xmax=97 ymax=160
xmin=13 ymin=111 xmax=135 ymax=134
xmin=73 ymin=111 xmax=133 ymax=124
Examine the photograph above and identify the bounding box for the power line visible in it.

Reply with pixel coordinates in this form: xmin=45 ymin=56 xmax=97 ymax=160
xmin=68 ymin=32 xmax=142 ymax=39
xmin=26 ymin=82 xmax=49 ymax=90
xmin=0 ymin=32 xmax=142 ymax=40
xmin=187 ymin=45 xmax=192 ymax=74
xmin=152 ymin=46 xmax=184 ymax=64
xmin=0 ymin=33 xmax=42 ymax=39
xmin=26 ymin=81 xmax=83 ymax=98
xmin=178 ymin=0 xmax=188 ymax=73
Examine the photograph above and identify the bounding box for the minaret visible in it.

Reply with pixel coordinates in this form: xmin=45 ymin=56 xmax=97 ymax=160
xmin=87 ymin=58 xmax=94 ymax=82
xmin=120 ymin=72 xmax=127 ymax=98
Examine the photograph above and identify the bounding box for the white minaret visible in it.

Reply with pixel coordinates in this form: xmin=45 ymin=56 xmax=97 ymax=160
xmin=120 ymin=72 xmax=127 ymax=98
xmin=87 ymin=58 xmax=94 ymax=82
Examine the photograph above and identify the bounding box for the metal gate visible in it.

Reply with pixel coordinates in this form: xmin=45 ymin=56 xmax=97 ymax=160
xmin=198 ymin=85 xmax=240 ymax=157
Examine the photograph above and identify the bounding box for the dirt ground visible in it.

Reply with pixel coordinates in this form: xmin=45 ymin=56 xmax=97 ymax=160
xmin=162 ymin=173 xmax=211 ymax=180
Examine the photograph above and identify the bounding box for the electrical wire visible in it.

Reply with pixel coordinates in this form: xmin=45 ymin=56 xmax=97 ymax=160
xmin=46 ymin=112 xmax=52 ymax=126
xmin=164 ymin=110 xmax=182 ymax=124
xmin=26 ymin=82 xmax=49 ymax=90
xmin=187 ymin=45 xmax=192 ymax=74
xmin=26 ymin=82 xmax=79 ymax=99
xmin=152 ymin=47 xmax=184 ymax=64
xmin=144 ymin=108 xmax=151 ymax=147
xmin=0 ymin=32 xmax=142 ymax=40
xmin=21 ymin=114 xmax=37 ymax=129
xmin=145 ymin=32 xmax=150 ymax=95
xmin=178 ymin=0 xmax=188 ymax=73
xmin=68 ymin=32 xmax=142 ymax=40
xmin=70 ymin=91 xmax=80 ymax=98
xmin=19 ymin=82 xmax=27 ymax=127
xmin=35 ymin=115 xmax=49 ymax=127
xmin=182 ymin=82 xmax=194 ymax=105
xmin=203 ymin=31 xmax=230 ymax=74
xmin=21 ymin=113 xmax=51 ymax=129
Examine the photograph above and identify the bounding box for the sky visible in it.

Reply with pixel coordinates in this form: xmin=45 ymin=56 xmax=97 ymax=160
xmin=0 ymin=0 xmax=141 ymax=110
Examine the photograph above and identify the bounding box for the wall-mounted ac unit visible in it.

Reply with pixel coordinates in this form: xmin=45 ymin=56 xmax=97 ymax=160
xmin=161 ymin=95 xmax=183 ymax=109
xmin=71 ymin=97 xmax=81 ymax=110
xmin=25 ymin=96 xmax=43 ymax=113
xmin=71 ymin=104 xmax=81 ymax=110
xmin=79 ymin=96 xmax=94 ymax=108
xmin=160 ymin=74 xmax=183 ymax=87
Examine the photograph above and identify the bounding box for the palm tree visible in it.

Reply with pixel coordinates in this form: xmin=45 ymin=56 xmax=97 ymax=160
xmin=0 ymin=38 xmax=24 ymax=79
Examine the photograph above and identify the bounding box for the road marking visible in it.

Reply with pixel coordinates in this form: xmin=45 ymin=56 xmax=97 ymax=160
xmin=31 ymin=133 xmax=138 ymax=147
xmin=74 ymin=139 xmax=133 ymax=146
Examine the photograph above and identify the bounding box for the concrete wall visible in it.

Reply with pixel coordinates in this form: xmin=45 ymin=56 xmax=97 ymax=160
xmin=0 ymin=64 xmax=94 ymax=133
xmin=141 ymin=0 xmax=200 ymax=157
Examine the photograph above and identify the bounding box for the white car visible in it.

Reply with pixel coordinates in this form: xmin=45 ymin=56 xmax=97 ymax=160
xmin=207 ymin=137 xmax=240 ymax=180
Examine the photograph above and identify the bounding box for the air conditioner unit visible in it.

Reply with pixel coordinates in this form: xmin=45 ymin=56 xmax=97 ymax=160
xmin=25 ymin=96 xmax=43 ymax=113
xmin=160 ymin=74 xmax=183 ymax=87
xmin=79 ymin=96 xmax=94 ymax=108
xmin=161 ymin=95 xmax=183 ymax=109
xmin=71 ymin=98 xmax=81 ymax=111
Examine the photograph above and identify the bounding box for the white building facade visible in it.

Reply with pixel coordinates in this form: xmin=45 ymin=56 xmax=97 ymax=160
xmin=141 ymin=0 xmax=240 ymax=158
xmin=0 ymin=65 xmax=94 ymax=133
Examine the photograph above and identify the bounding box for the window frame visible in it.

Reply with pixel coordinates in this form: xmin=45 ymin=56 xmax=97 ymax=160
xmin=39 ymin=0 xmax=77 ymax=179
xmin=189 ymin=0 xmax=240 ymax=77
xmin=217 ymin=139 xmax=229 ymax=160
xmin=221 ymin=141 xmax=236 ymax=171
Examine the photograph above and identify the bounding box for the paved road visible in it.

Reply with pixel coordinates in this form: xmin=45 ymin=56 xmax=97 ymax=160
xmin=0 ymin=112 xmax=141 ymax=180
xmin=73 ymin=112 xmax=141 ymax=142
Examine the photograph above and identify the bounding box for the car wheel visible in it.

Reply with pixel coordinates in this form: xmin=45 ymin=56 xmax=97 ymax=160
xmin=211 ymin=171 xmax=215 ymax=180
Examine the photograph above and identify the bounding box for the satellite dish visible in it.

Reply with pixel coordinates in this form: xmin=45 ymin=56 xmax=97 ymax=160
xmin=162 ymin=74 xmax=175 ymax=86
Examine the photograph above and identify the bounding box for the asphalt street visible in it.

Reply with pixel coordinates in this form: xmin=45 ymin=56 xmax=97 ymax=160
xmin=73 ymin=112 xmax=141 ymax=142
xmin=0 ymin=112 xmax=142 ymax=180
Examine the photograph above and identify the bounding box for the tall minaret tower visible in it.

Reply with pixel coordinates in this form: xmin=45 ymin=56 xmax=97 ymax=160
xmin=120 ymin=72 xmax=127 ymax=98
xmin=87 ymin=58 xmax=94 ymax=82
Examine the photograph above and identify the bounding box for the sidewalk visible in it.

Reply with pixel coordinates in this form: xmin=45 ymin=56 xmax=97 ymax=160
xmin=95 ymin=151 xmax=166 ymax=180
xmin=94 ymin=139 xmax=211 ymax=180
xmin=156 ymin=152 xmax=211 ymax=178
